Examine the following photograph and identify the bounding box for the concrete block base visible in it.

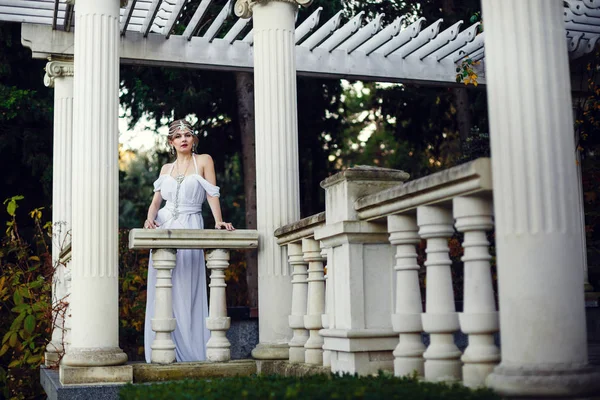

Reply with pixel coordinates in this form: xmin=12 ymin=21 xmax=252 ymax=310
xmin=256 ymin=360 xmax=330 ymax=377
xmin=132 ymin=360 xmax=256 ymax=382
xmin=59 ymin=364 xmax=133 ymax=386
xmin=41 ymin=367 xmax=124 ymax=400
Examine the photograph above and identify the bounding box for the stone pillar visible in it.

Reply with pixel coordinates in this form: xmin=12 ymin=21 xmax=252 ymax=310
xmin=453 ymin=196 xmax=499 ymax=387
xmin=61 ymin=0 xmax=128 ymax=377
xmin=417 ymin=206 xmax=462 ymax=382
xmin=302 ymin=238 xmax=325 ymax=365
xmin=150 ymin=249 xmax=177 ymax=364
xmin=206 ymin=249 xmax=232 ymax=362
xmin=482 ymin=0 xmax=600 ymax=396
xmin=314 ymin=167 xmax=410 ymax=375
xmin=44 ymin=59 xmax=74 ymax=367
xmin=387 ymin=215 xmax=425 ymax=377
xmin=288 ymin=243 xmax=309 ymax=363
xmin=235 ymin=0 xmax=311 ymax=360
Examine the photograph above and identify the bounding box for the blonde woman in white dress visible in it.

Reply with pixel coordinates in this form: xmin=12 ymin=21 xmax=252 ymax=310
xmin=143 ymin=119 xmax=234 ymax=362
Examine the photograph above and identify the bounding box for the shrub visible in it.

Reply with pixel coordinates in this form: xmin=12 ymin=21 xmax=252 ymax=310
xmin=119 ymin=374 xmax=500 ymax=400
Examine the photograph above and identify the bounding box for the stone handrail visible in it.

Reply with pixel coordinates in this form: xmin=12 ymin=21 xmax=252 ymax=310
xmin=355 ymin=158 xmax=492 ymax=221
xmin=129 ymin=228 xmax=259 ymax=364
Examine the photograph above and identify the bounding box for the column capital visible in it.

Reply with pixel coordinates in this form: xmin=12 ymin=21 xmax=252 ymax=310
xmin=44 ymin=60 xmax=74 ymax=88
xmin=234 ymin=0 xmax=312 ymax=19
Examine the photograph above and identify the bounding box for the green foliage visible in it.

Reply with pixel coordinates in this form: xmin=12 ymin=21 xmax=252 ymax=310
xmin=0 ymin=22 xmax=54 ymax=234
xmin=0 ymin=196 xmax=54 ymax=400
xmin=119 ymin=373 xmax=500 ymax=400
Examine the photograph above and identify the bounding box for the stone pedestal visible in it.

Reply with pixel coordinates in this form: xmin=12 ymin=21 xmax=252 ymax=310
xmin=61 ymin=0 xmax=127 ymax=374
xmin=314 ymin=167 xmax=409 ymax=375
xmin=482 ymin=0 xmax=600 ymax=396
xmin=44 ymin=59 xmax=74 ymax=367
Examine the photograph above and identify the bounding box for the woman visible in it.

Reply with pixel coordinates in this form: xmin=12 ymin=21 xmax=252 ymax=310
xmin=143 ymin=119 xmax=234 ymax=363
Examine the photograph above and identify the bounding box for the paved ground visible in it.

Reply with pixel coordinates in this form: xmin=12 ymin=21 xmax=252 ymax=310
xmin=589 ymin=342 xmax=600 ymax=365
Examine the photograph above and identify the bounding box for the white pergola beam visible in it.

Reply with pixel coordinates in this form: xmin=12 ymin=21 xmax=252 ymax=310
xmin=295 ymin=6 xmax=322 ymax=44
xmin=337 ymin=13 xmax=383 ymax=54
xmin=391 ymin=18 xmax=443 ymax=58
xmin=163 ymin=0 xmax=185 ymax=39
xmin=377 ymin=17 xmax=424 ymax=57
xmin=182 ymin=0 xmax=212 ymax=41
xmin=21 ymin=23 xmax=476 ymax=86
xmin=202 ymin=0 xmax=233 ymax=42
xmin=318 ymin=11 xmax=364 ymax=53
xmin=223 ymin=16 xmax=250 ymax=44
xmin=408 ymin=20 xmax=461 ymax=61
xmin=301 ymin=10 xmax=343 ymax=51
xmin=432 ymin=22 xmax=479 ymax=61
xmin=355 ymin=16 xmax=402 ymax=56
xmin=120 ymin=0 xmax=138 ymax=35
xmin=141 ymin=0 xmax=162 ymax=37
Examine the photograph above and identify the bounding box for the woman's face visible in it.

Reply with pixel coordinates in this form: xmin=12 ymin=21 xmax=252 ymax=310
xmin=169 ymin=131 xmax=195 ymax=154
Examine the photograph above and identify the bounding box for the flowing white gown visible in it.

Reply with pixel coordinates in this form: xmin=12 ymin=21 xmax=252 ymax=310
xmin=144 ymin=156 xmax=220 ymax=363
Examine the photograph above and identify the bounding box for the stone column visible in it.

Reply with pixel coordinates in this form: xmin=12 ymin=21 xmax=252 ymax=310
xmin=61 ymin=0 xmax=128 ymax=378
xmin=482 ymin=0 xmax=600 ymax=396
xmin=235 ymin=0 xmax=311 ymax=360
xmin=44 ymin=59 xmax=74 ymax=367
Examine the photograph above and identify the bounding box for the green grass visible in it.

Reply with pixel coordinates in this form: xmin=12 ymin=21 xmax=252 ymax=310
xmin=119 ymin=373 xmax=500 ymax=400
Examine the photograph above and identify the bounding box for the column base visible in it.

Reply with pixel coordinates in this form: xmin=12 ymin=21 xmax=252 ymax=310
xmin=486 ymin=364 xmax=600 ymax=398
xmin=322 ymin=332 xmax=397 ymax=375
xmin=252 ymin=343 xmax=289 ymax=360
xmin=61 ymin=347 xmax=128 ymax=367
xmin=45 ymin=350 xmax=61 ymax=367
xmin=59 ymin=364 xmax=132 ymax=386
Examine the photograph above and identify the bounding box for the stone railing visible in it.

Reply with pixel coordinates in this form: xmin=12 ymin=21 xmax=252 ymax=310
xmin=274 ymin=213 xmax=327 ymax=366
xmin=129 ymin=229 xmax=259 ymax=364
xmin=276 ymin=158 xmax=497 ymax=387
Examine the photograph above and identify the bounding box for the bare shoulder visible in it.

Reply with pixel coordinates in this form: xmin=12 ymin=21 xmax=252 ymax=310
xmin=196 ymin=153 xmax=214 ymax=166
xmin=159 ymin=163 xmax=173 ymax=175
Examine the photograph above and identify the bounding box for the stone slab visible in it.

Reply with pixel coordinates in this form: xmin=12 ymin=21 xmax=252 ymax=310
xmin=41 ymin=367 xmax=123 ymax=400
xmin=228 ymin=318 xmax=259 ymax=359
xmin=256 ymin=360 xmax=330 ymax=377
xmin=133 ymin=359 xmax=256 ymax=383
xmin=59 ymin=364 xmax=133 ymax=386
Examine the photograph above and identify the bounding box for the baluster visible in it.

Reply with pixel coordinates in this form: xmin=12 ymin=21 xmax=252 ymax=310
xmin=417 ymin=205 xmax=462 ymax=381
xmin=320 ymin=246 xmax=331 ymax=368
xmin=388 ymin=214 xmax=426 ymax=377
xmin=303 ymin=238 xmax=326 ymax=365
xmin=151 ymin=249 xmax=177 ymax=364
xmin=453 ymin=196 xmax=499 ymax=387
xmin=288 ymin=243 xmax=309 ymax=363
xmin=206 ymin=249 xmax=232 ymax=362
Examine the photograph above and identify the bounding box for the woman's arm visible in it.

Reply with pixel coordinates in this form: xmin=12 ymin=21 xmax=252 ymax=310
xmin=144 ymin=165 xmax=169 ymax=229
xmin=201 ymin=154 xmax=234 ymax=231
xmin=145 ymin=191 xmax=163 ymax=229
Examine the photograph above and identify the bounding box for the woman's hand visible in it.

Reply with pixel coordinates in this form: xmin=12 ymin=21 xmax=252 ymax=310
xmin=144 ymin=219 xmax=160 ymax=229
xmin=215 ymin=221 xmax=235 ymax=231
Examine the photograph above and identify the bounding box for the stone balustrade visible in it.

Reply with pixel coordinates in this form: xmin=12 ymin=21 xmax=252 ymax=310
xmin=274 ymin=212 xmax=326 ymax=365
xmin=276 ymin=158 xmax=499 ymax=387
xmin=128 ymin=229 xmax=259 ymax=364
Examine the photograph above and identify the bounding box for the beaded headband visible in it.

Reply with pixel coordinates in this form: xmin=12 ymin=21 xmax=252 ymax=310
xmin=167 ymin=119 xmax=196 ymax=138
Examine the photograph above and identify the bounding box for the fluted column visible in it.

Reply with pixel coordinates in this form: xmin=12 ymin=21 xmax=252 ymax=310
xmin=288 ymin=243 xmax=309 ymax=363
xmin=482 ymin=0 xmax=600 ymax=396
xmin=235 ymin=0 xmax=311 ymax=360
xmin=417 ymin=206 xmax=461 ymax=382
xmin=388 ymin=215 xmax=425 ymax=377
xmin=453 ymin=197 xmax=499 ymax=387
xmin=302 ymin=238 xmax=325 ymax=365
xmin=62 ymin=0 xmax=127 ymax=367
xmin=43 ymin=60 xmax=74 ymax=367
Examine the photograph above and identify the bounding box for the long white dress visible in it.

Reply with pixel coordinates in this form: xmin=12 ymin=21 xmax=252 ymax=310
xmin=144 ymin=156 xmax=220 ymax=363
